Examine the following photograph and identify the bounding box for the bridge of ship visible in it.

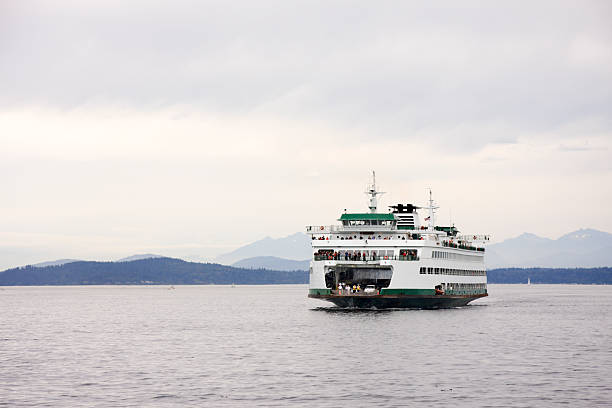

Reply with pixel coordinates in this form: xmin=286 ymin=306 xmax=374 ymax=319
xmin=307 ymin=213 xmax=487 ymax=241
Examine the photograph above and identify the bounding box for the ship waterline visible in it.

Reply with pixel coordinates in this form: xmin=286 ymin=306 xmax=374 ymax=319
xmin=306 ymin=172 xmax=489 ymax=309
xmin=308 ymin=292 xmax=488 ymax=309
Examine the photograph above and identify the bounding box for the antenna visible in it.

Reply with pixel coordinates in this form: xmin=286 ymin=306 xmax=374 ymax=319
xmin=426 ymin=188 xmax=439 ymax=230
xmin=365 ymin=170 xmax=385 ymax=213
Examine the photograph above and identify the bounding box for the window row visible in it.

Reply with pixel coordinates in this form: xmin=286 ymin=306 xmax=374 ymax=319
xmin=314 ymin=249 xmax=398 ymax=261
xmin=342 ymin=220 xmax=395 ymax=226
xmin=420 ymin=267 xmax=486 ymax=276
xmin=432 ymin=250 xmax=482 ymax=262
xmin=443 ymin=282 xmax=487 ymax=293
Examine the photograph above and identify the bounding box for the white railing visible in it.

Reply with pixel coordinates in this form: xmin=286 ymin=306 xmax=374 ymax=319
xmin=457 ymin=234 xmax=491 ymax=242
xmin=306 ymin=225 xmax=446 ymax=237
xmin=306 ymin=225 xmax=395 ymax=233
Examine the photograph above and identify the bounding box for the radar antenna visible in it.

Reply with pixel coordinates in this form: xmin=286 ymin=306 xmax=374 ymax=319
xmin=365 ymin=171 xmax=385 ymax=213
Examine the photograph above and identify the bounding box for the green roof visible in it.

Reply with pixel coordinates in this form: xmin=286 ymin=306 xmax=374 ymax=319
xmin=339 ymin=213 xmax=396 ymax=221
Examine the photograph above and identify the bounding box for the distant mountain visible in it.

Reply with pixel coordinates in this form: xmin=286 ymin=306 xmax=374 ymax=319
xmin=217 ymin=228 xmax=612 ymax=269
xmin=0 ymin=257 xmax=308 ymax=286
xmin=116 ymin=254 xmax=163 ymax=262
xmin=486 ymin=228 xmax=612 ymax=268
xmin=215 ymin=232 xmax=311 ymax=265
xmin=11 ymin=228 xmax=609 ymax=281
xmin=32 ymin=259 xmax=81 ymax=268
xmin=232 ymin=256 xmax=310 ymax=271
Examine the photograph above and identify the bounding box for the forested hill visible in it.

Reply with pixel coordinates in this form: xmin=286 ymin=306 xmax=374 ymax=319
xmin=1 ymin=259 xmax=611 ymax=285
xmin=0 ymin=257 xmax=308 ymax=286
xmin=487 ymin=267 xmax=612 ymax=284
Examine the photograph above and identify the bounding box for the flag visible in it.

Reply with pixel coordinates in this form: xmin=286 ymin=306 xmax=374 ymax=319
xmin=424 ymin=216 xmax=430 ymax=221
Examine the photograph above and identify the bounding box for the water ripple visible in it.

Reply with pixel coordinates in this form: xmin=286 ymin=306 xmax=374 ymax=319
xmin=0 ymin=284 xmax=611 ymax=407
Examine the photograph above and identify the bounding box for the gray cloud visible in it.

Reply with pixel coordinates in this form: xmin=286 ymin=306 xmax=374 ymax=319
xmin=2 ymin=1 xmax=611 ymax=148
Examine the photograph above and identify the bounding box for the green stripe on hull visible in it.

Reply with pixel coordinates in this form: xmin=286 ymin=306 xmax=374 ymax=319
xmin=380 ymin=288 xmax=435 ymax=295
xmin=309 ymin=289 xmax=332 ymax=295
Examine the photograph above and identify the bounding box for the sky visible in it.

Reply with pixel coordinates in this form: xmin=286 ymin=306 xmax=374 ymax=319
xmin=1 ymin=0 xmax=611 ymax=269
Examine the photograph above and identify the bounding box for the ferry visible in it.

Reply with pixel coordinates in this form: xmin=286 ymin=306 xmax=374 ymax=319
xmin=306 ymin=172 xmax=489 ymax=309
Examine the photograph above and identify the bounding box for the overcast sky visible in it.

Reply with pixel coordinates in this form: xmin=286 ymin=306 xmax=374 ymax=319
xmin=1 ymin=1 xmax=611 ymax=269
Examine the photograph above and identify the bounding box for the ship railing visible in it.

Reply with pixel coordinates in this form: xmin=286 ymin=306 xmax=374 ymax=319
xmin=306 ymin=225 xmax=444 ymax=237
xmin=441 ymin=241 xmax=486 ymax=252
xmin=456 ymin=234 xmax=491 ymax=242
xmin=313 ymin=255 xmax=420 ymax=261
xmin=306 ymin=225 xmax=395 ymax=233
xmin=311 ymin=236 xmax=427 ymax=242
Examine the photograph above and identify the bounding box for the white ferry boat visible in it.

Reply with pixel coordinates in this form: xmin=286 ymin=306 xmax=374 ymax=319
xmin=306 ymin=173 xmax=489 ymax=309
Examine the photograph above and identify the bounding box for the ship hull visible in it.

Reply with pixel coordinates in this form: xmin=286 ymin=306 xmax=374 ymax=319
xmin=309 ymin=293 xmax=487 ymax=309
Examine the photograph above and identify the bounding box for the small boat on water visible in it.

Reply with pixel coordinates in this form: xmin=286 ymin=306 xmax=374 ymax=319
xmin=306 ymin=172 xmax=489 ymax=309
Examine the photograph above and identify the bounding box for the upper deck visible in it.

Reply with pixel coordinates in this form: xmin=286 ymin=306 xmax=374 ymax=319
xmin=305 ymin=173 xmax=489 ymax=252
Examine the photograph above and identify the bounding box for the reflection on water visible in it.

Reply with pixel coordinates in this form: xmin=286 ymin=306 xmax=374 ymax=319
xmin=311 ymin=306 xmax=395 ymax=314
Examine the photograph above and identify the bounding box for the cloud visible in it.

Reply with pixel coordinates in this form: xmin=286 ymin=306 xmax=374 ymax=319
xmin=2 ymin=1 xmax=611 ymax=150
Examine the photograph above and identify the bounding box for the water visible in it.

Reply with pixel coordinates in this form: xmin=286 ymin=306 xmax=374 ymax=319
xmin=1 ymin=284 xmax=611 ymax=407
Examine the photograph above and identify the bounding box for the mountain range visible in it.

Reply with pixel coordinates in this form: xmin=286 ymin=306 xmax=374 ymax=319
xmin=214 ymin=228 xmax=612 ymax=270
xmin=3 ymin=229 xmax=610 ymax=284
xmin=214 ymin=232 xmax=311 ymax=265
xmin=232 ymin=256 xmax=310 ymax=271
xmin=29 ymin=254 xmax=163 ymax=268
xmin=1 ymin=257 xmax=610 ymax=285
xmin=486 ymin=229 xmax=612 ymax=268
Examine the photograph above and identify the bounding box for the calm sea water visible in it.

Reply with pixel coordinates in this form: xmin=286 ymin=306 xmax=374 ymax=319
xmin=1 ymin=284 xmax=611 ymax=407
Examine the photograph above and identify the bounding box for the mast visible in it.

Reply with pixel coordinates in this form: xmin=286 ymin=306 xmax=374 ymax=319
xmin=365 ymin=171 xmax=385 ymax=213
xmin=426 ymin=188 xmax=439 ymax=230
